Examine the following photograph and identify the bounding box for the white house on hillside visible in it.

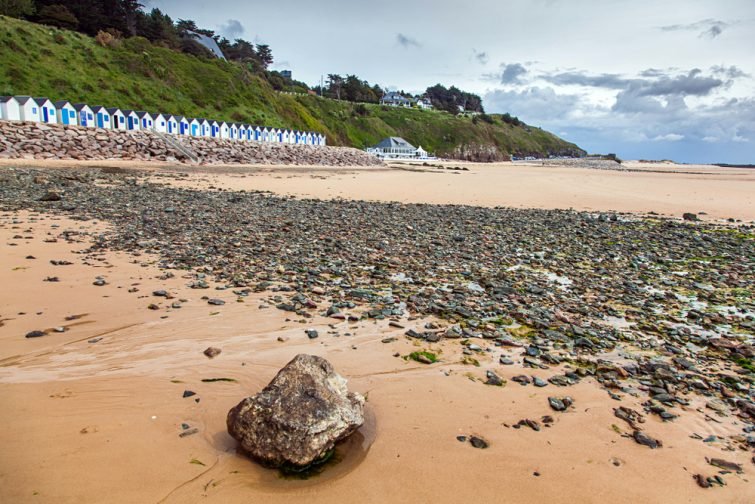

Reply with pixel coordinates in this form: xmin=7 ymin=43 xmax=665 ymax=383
xmin=16 ymin=97 xmax=41 ymax=122
xmin=219 ymin=121 xmax=230 ymax=139
xmin=91 ymin=106 xmax=110 ymax=128
xmin=1 ymin=96 xmax=21 ymax=121
xmin=380 ymin=92 xmax=412 ymax=107
xmin=165 ymin=115 xmax=178 ymax=134
xmin=121 ymin=110 xmax=140 ymax=130
xmin=189 ymin=118 xmax=200 ymax=136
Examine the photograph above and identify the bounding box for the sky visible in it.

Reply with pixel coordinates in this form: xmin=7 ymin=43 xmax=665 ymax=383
xmin=146 ymin=0 xmax=755 ymax=163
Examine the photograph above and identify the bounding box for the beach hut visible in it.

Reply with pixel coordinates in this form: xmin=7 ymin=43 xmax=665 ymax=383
xmin=306 ymin=132 xmax=314 ymax=145
xmin=121 ymin=110 xmax=140 ymax=131
xmin=238 ymin=124 xmax=248 ymax=141
xmin=197 ymin=118 xmax=210 ymax=137
xmin=173 ymin=116 xmax=189 ymax=135
xmin=262 ymin=127 xmax=272 ymax=142
xmin=165 ymin=115 xmax=178 ymax=134
xmin=14 ymin=96 xmax=40 ymax=122
xmin=252 ymin=126 xmax=261 ymax=141
xmin=320 ymin=134 xmax=327 ymax=146
xmin=281 ymin=129 xmax=290 ymax=144
xmin=207 ymin=120 xmax=218 ymax=138
xmin=275 ymin=128 xmax=284 ymax=143
xmin=106 ymin=108 xmax=126 ymax=130
xmin=151 ymin=113 xmax=167 ymax=133
xmin=74 ymin=104 xmax=94 ymax=127
xmin=136 ymin=111 xmax=154 ymax=130
xmin=53 ymin=101 xmax=78 ymax=126
xmin=188 ymin=118 xmax=200 ymax=136
xmin=35 ymin=98 xmax=57 ymax=124
xmin=91 ymin=106 xmax=111 ymax=128
xmin=0 ymin=96 xmax=21 ymax=121
xmin=229 ymin=123 xmax=239 ymax=140
xmin=219 ymin=122 xmax=230 ymax=139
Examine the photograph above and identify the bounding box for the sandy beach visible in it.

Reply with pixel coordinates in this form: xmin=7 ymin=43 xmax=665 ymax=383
xmin=1 ymin=161 xmax=753 ymax=503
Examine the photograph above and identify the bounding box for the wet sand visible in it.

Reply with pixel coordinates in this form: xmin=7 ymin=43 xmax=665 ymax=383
xmin=1 ymin=209 xmax=753 ymax=503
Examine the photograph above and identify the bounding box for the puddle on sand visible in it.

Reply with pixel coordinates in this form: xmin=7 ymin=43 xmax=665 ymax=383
xmin=236 ymin=407 xmax=377 ymax=489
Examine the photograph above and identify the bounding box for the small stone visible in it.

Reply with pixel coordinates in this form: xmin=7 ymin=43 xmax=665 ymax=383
xmin=306 ymin=329 xmax=319 ymax=339
xmin=92 ymin=278 xmax=107 ymax=286
xmin=485 ymin=370 xmax=505 ymax=386
xmin=632 ymin=430 xmax=662 ymax=449
xmin=469 ymin=436 xmax=488 ymax=449
xmin=39 ymin=191 xmax=62 ymax=202
xmin=25 ymin=330 xmax=46 ymax=338
xmin=203 ymin=347 xmax=222 ymax=359
xmin=183 ymin=390 xmax=197 ymax=398
xmin=207 ymin=298 xmax=225 ymax=306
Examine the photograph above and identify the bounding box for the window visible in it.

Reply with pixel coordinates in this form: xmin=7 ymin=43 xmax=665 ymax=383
xmin=161 ymin=121 xmax=165 ymax=126
xmin=88 ymin=113 xmax=93 ymax=120
xmin=32 ymin=107 xmax=37 ymax=114
xmin=70 ymin=110 xmax=75 ymax=118
xmin=105 ymin=116 xmax=109 ymax=121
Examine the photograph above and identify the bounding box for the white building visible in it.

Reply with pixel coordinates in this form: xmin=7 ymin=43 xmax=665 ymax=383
xmin=238 ymin=124 xmax=248 ymax=141
xmin=136 ymin=111 xmax=154 ymax=130
xmin=0 ymin=96 xmax=21 ymax=121
xmin=74 ymin=104 xmax=95 ymax=127
xmin=121 ymin=110 xmax=140 ymax=130
xmin=16 ymin=97 xmax=41 ymax=122
xmin=380 ymin=92 xmax=412 ymax=107
xmin=229 ymin=122 xmax=239 ymax=140
xmin=106 ymin=107 xmax=127 ymax=130
xmin=35 ymin=98 xmax=58 ymax=124
xmin=366 ymin=137 xmax=429 ymax=159
xmin=189 ymin=118 xmax=200 ymax=136
xmin=165 ymin=115 xmax=178 ymax=134
xmin=91 ymin=106 xmax=111 ymax=128
xmin=198 ymin=118 xmax=211 ymax=137
xmin=53 ymin=100 xmax=78 ymax=126
xmin=219 ymin=121 xmax=230 ymax=139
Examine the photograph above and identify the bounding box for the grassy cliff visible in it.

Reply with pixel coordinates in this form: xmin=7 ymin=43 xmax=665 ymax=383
xmin=0 ymin=16 xmax=585 ymax=160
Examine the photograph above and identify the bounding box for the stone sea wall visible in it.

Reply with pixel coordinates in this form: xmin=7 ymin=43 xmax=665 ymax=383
xmin=0 ymin=121 xmax=383 ymax=167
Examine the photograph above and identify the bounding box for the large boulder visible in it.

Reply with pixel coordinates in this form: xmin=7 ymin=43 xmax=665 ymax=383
xmin=226 ymin=354 xmax=365 ymax=468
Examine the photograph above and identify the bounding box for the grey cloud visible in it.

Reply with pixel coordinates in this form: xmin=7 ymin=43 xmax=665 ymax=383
xmin=484 ymin=86 xmax=582 ymax=121
xmin=659 ymin=18 xmax=729 ymax=39
xmin=711 ymin=65 xmax=750 ymax=79
xmin=473 ymin=50 xmax=489 ymax=65
xmin=499 ymin=63 xmax=528 ymax=84
xmin=544 ymin=71 xmax=628 ymax=89
xmin=397 ymin=33 xmax=421 ymax=48
xmin=219 ymin=19 xmax=244 ymax=40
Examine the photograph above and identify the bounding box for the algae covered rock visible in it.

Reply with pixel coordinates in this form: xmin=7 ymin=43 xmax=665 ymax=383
xmin=226 ymin=354 xmax=365 ymax=468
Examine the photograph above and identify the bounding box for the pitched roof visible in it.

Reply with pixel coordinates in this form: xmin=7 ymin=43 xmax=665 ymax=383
xmin=373 ymin=137 xmax=417 ymax=150
xmin=0 ymin=96 xmax=18 ymax=103
xmin=105 ymin=107 xmax=123 ymax=114
xmin=33 ymin=97 xmax=52 ymax=106
xmin=15 ymin=96 xmax=34 ymax=105
xmin=73 ymin=103 xmax=93 ymax=111
xmin=135 ymin=111 xmax=152 ymax=118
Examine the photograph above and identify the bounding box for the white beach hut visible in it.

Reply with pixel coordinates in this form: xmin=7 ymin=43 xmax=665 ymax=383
xmin=209 ymin=120 xmax=219 ymax=138
xmin=281 ymin=129 xmax=290 ymax=144
xmin=165 ymin=115 xmax=178 ymax=135
xmin=14 ymin=97 xmax=41 ymax=122
xmin=219 ymin=122 xmax=230 ymax=139
xmin=173 ymin=116 xmax=189 ymax=135
xmin=151 ymin=113 xmax=167 ymax=133
xmin=306 ymin=132 xmax=314 ymax=145
xmin=121 ymin=110 xmax=140 ymax=131
xmin=262 ymin=127 xmax=272 ymax=142
xmin=230 ymin=123 xmax=240 ymax=140
xmin=251 ymin=126 xmax=260 ymax=141
xmin=53 ymin=101 xmax=78 ymax=126
xmin=187 ymin=118 xmax=199 ymax=136
xmin=0 ymin=96 xmax=21 ymax=121
xmin=136 ymin=111 xmax=154 ymax=130
xmin=35 ymin=98 xmax=57 ymax=124
xmin=91 ymin=106 xmax=111 ymax=128
xmin=106 ymin=108 xmax=127 ymax=130
xmin=74 ymin=104 xmax=95 ymax=128
xmin=237 ymin=124 xmax=248 ymax=141
xmin=320 ymin=134 xmax=326 ymax=146
xmin=196 ymin=118 xmax=210 ymax=137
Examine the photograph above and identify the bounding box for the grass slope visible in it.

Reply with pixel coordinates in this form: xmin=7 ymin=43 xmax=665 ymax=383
xmin=0 ymin=16 xmax=585 ymax=159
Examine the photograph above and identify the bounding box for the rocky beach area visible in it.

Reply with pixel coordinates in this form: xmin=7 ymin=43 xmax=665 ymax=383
xmin=0 ymin=164 xmax=753 ymax=503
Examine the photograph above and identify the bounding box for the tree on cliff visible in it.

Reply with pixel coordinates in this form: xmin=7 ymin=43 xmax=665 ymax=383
xmin=0 ymin=0 xmax=36 ymax=18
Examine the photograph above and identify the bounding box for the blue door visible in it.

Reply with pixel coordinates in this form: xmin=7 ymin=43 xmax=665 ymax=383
xmin=42 ymin=107 xmax=48 ymax=122
xmin=97 ymin=114 xmax=104 ymax=128
xmin=191 ymin=124 xmax=197 ymax=136
xmin=80 ymin=112 xmax=87 ymax=126
xmin=61 ymin=110 xmax=69 ymax=125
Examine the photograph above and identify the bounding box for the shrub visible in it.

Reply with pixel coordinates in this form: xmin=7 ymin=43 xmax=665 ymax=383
xmin=37 ymin=4 xmax=78 ymax=30
xmin=95 ymin=30 xmax=120 ymax=48
xmin=0 ymin=0 xmax=35 ymax=19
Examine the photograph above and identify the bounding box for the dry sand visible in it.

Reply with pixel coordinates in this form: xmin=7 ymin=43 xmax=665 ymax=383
xmin=1 ymin=161 xmax=754 ymax=503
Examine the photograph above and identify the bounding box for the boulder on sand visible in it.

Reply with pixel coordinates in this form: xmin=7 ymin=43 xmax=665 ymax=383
xmin=226 ymin=354 xmax=365 ymax=468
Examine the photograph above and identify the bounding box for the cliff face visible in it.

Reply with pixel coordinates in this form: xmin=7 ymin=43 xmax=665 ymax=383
xmin=0 ymin=16 xmax=586 ymax=161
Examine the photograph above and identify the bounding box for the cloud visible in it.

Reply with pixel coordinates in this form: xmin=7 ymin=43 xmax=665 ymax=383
xmin=473 ymin=49 xmax=489 ymax=65
xmin=218 ymin=19 xmax=244 ymax=40
xmin=397 ymin=33 xmax=421 ymax=49
xmin=498 ymin=63 xmax=529 ymax=84
xmin=659 ymin=18 xmax=730 ymax=39
xmin=543 ymin=68 xmax=724 ymax=97
xmin=544 ymin=71 xmax=628 ymax=89
xmin=653 ymin=133 xmax=685 ymax=142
